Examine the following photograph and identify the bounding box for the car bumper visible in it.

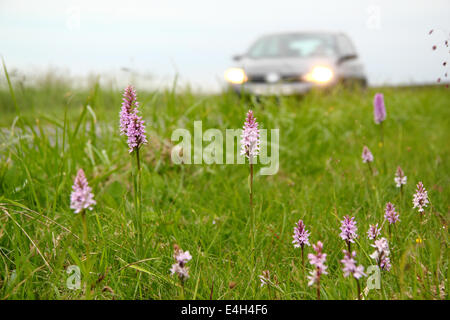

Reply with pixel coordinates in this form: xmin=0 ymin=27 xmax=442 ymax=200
xmin=231 ymin=82 xmax=333 ymax=96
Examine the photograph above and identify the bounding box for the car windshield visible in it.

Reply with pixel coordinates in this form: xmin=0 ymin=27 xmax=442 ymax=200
xmin=247 ymin=34 xmax=337 ymax=59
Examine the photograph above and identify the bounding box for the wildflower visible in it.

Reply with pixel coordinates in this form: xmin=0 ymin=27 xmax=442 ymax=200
xmin=394 ymin=166 xmax=407 ymax=187
xmin=380 ymin=256 xmax=391 ymax=271
xmin=384 ymin=202 xmax=400 ymax=224
xmin=370 ymin=237 xmax=391 ymax=271
xmin=120 ymin=86 xmax=147 ymax=247
xmin=292 ymin=220 xmax=310 ymax=248
xmin=259 ymin=270 xmax=270 ymax=287
xmin=307 ymin=241 xmax=328 ymax=287
xmin=340 ymin=216 xmax=358 ymax=244
xmin=362 ymin=146 xmax=374 ymax=163
xmin=70 ymin=169 xmax=96 ymax=214
xmin=240 ymin=110 xmax=260 ymax=161
xmin=413 ymin=182 xmax=429 ymax=213
xmin=372 ymin=237 xmax=389 ymax=255
xmin=293 ymin=219 xmax=311 ymax=266
xmin=373 ymin=93 xmax=386 ymax=124
xmin=126 ymin=112 xmax=148 ymax=153
xmin=241 ymin=110 xmax=260 ymax=211
xmin=340 ymin=250 xmax=366 ymax=279
xmin=119 ymin=85 xmax=148 ymax=153
xmin=170 ymin=245 xmax=192 ymax=281
xmin=367 ymin=223 xmax=381 ymax=240
xmin=170 ymin=263 xmax=189 ymax=280
xmin=175 ymin=250 xmax=192 ymax=264
xmin=119 ymin=85 xmax=139 ymax=135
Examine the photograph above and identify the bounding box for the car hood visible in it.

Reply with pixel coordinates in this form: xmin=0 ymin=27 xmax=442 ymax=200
xmin=238 ymin=57 xmax=338 ymax=75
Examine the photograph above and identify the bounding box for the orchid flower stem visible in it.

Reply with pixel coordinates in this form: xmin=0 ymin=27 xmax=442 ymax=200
xmin=136 ymin=147 xmax=141 ymax=172
xmin=250 ymin=162 xmax=255 ymax=263
xmin=356 ymin=278 xmax=361 ymax=300
xmin=137 ymin=149 xmax=143 ymax=249
xmin=137 ymin=148 xmax=142 ymax=232
xmin=133 ymin=147 xmax=143 ymax=251
xmin=180 ymin=281 xmax=185 ymax=300
xmin=80 ymin=210 xmax=91 ymax=298
xmin=367 ymin=162 xmax=373 ymax=176
xmin=380 ymin=123 xmax=387 ymax=173
xmin=250 ymin=162 xmax=253 ymax=211
xmin=316 ymin=273 xmax=321 ymax=300
xmin=80 ymin=211 xmax=89 ymax=255
xmin=380 ymin=122 xmax=384 ymax=145
xmin=301 ymin=246 xmax=304 ymax=268
xmin=380 ymin=272 xmax=386 ymax=299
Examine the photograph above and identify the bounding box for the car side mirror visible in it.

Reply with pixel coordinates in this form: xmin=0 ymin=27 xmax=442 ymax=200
xmin=232 ymin=54 xmax=243 ymax=61
xmin=337 ymin=54 xmax=357 ymax=64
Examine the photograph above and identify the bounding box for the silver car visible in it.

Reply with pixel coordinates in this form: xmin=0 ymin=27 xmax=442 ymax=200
xmin=224 ymin=31 xmax=367 ymax=95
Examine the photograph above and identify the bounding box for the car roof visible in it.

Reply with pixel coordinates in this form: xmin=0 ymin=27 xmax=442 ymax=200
xmin=258 ymin=31 xmax=344 ymax=38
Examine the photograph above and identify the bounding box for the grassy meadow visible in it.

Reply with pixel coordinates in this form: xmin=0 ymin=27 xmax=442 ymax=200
xmin=0 ymin=70 xmax=449 ymax=300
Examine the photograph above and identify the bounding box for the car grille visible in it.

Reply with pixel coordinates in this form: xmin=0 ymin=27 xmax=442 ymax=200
xmin=246 ymin=74 xmax=304 ymax=83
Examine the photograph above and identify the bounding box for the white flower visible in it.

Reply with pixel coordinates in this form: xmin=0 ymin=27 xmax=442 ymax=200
xmin=171 ymin=247 xmax=192 ymax=281
xmin=412 ymin=182 xmax=429 ymax=213
xmin=170 ymin=263 xmax=189 ymax=280
xmin=394 ymin=166 xmax=407 ymax=188
xmin=175 ymin=250 xmax=192 ymax=264
xmin=395 ymin=176 xmax=407 ymax=187
xmin=370 ymin=237 xmax=391 ymax=271
xmin=372 ymin=237 xmax=390 ymax=255
xmin=259 ymin=270 xmax=270 ymax=287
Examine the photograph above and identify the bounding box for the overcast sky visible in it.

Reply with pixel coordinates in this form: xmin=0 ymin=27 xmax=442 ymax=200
xmin=1 ymin=0 xmax=449 ymax=90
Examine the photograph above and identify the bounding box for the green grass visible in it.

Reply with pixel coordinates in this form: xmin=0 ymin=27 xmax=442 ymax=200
xmin=0 ymin=71 xmax=448 ymax=300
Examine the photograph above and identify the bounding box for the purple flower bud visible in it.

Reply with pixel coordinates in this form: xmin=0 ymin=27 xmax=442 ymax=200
xmin=70 ymin=169 xmax=96 ymax=214
xmin=370 ymin=237 xmax=391 ymax=271
xmin=292 ymin=219 xmax=311 ymax=248
xmin=175 ymin=250 xmax=192 ymax=266
xmin=307 ymin=241 xmax=328 ymax=286
xmin=126 ymin=112 xmax=148 ymax=153
xmin=119 ymin=86 xmax=148 ymax=153
xmin=120 ymin=86 xmax=139 ymax=136
xmin=240 ymin=110 xmax=260 ymax=161
xmin=367 ymin=223 xmax=381 ymax=240
xmin=340 ymin=216 xmax=358 ymax=243
xmin=373 ymin=93 xmax=386 ymax=124
xmin=380 ymin=256 xmax=391 ymax=271
xmin=394 ymin=166 xmax=407 ymax=187
xmin=384 ymin=202 xmax=400 ymax=225
xmin=362 ymin=146 xmax=374 ymax=163
xmin=340 ymin=250 xmax=366 ymax=279
xmin=413 ymin=182 xmax=429 ymax=213
xmin=259 ymin=270 xmax=270 ymax=287
xmin=170 ymin=246 xmax=192 ymax=281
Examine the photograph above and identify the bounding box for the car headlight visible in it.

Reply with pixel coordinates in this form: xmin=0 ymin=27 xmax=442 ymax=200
xmin=303 ymin=66 xmax=334 ymax=84
xmin=224 ymin=68 xmax=247 ymax=84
